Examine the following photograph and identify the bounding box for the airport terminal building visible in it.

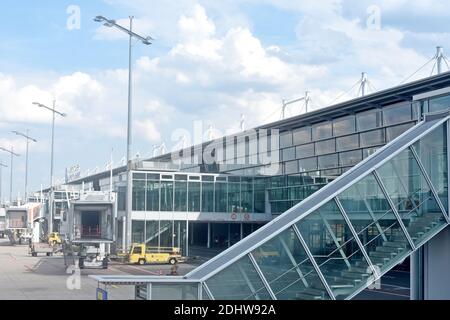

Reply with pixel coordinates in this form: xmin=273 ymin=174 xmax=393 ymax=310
xmin=55 ymin=72 xmax=450 ymax=263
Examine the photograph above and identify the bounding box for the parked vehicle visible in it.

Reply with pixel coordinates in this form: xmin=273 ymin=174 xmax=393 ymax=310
xmin=128 ymin=244 xmax=184 ymax=265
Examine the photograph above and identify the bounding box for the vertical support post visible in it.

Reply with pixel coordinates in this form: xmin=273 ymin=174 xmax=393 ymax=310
xmin=240 ymin=222 xmax=244 ymax=240
xmin=207 ymin=222 xmax=211 ymax=249
xmin=410 ymin=247 xmax=424 ymax=300
xmin=24 ymin=129 xmax=29 ymax=201
xmin=10 ymin=147 xmax=13 ymax=203
xmin=436 ymin=46 xmax=444 ymax=75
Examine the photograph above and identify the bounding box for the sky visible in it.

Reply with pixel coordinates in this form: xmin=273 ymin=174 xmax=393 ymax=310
xmin=1 ymin=0 xmax=450 ymax=202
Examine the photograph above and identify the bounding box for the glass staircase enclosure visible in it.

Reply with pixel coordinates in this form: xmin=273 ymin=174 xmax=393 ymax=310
xmin=109 ymin=110 xmax=450 ymax=300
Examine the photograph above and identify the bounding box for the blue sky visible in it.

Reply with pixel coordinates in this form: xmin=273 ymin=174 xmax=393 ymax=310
xmin=1 ymin=0 xmax=450 ymax=202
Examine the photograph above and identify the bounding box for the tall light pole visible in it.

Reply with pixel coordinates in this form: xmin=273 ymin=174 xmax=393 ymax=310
xmin=0 ymin=146 xmax=20 ymax=204
xmin=94 ymin=15 xmax=153 ymax=250
xmin=33 ymin=101 xmax=66 ymax=234
xmin=12 ymin=130 xmax=37 ymax=201
xmin=0 ymin=162 xmax=7 ymax=205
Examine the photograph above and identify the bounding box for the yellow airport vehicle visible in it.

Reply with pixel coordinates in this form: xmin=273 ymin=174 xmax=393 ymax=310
xmin=48 ymin=232 xmax=62 ymax=245
xmin=129 ymin=244 xmax=184 ymax=265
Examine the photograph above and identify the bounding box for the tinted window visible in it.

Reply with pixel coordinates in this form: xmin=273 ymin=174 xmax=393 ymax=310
xmin=360 ymin=129 xmax=385 ymax=147
xmin=429 ymin=94 xmax=450 ymax=113
xmin=299 ymin=157 xmax=317 ymax=172
xmin=282 ymin=147 xmax=296 ymax=161
xmin=339 ymin=150 xmax=363 ymax=166
xmin=333 ymin=116 xmax=356 ymax=136
xmin=318 ymin=154 xmax=338 ymax=169
xmin=312 ymin=122 xmax=332 ymax=140
xmin=383 ymin=103 xmax=412 ymax=125
xmin=336 ymin=134 xmax=359 ymax=152
xmin=386 ymin=123 xmax=414 ymax=142
xmin=356 ymin=110 xmax=381 ymax=131
xmin=296 ymin=143 xmax=315 ymax=158
xmin=315 ymin=139 xmax=335 ymax=155
xmin=293 ymin=127 xmax=311 ymax=144
xmin=280 ymin=132 xmax=293 ymax=148
xmin=284 ymin=160 xmax=298 ymax=174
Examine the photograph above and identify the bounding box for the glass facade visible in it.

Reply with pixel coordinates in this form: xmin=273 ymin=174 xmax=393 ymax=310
xmin=193 ymin=119 xmax=449 ymax=301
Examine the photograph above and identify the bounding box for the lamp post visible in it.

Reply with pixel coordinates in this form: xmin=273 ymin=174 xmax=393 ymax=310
xmin=94 ymin=15 xmax=153 ymax=250
xmin=0 ymin=146 xmax=20 ymax=204
xmin=0 ymin=162 xmax=7 ymax=205
xmin=33 ymin=101 xmax=66 ymax=234
xmin=12 ymin=130 xmax=37 ymax=201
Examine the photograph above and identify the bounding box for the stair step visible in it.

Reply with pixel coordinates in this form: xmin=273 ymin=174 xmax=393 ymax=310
xmin=296 ymin=292 xmax=324 ymax=300
xmin=370 ymin=251 xmax=397 ymax=259
xmin=376 ymin=246 xmax=404 ymax=253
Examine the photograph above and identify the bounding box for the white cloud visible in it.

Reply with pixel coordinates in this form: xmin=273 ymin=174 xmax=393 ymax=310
xmin=135 ymin=119 xmax=161 ymax=143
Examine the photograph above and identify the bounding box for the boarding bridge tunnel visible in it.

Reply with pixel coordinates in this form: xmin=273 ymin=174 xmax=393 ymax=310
xmin=92 ymin=110 xmax=450 ymax=300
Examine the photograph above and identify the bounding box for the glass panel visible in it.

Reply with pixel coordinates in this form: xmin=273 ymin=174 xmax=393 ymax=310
xmin=383 ymin=103 xmax=412 ymax=126
xmin=174 ymin=181 xmax=187 ymax=211
xmin=296 ymin=143 xmax=315 ymax=158
xmin=188 ymin=182 xmax=201 ymax=212
xmin=254 ymin=178 xmax=266 ymax=214
xmin=429 ymin=94 xmax=450 ymax=113
xmin=296 ymin=200 xmax=371 ymax=300
xmin=285 ymin=160 xmax=298 ymax=174
xmin=336 ymin=134 xmax=359 ymax=152
xmin=252 ymin=227 xmax=330 ymax=300
xmin=318 ymin=154 xmax=338 ymax=169
xmin=339 ymin=150 xmax=362 ymax=167
xmin=228 ymin=180 xmax=241 ymax=213
xmin=360 ymin=129 xmax=385 ymax=148
xmin=132 ymin=180 xmax=146 ymax=211
xmin=376 ymin=148 xmax=447 ymax=245
xmin=201 ymin=182 xmax=214 ymax=212
xmin=282 ymin=147 xmax=296 ymax=161
xmin=356 ymin=109 xmax=382 ymax=131
xmin=312 ymin=122 xmax=332 ymax=140
xmin=299 ymin=157 xmax=317 ymax=172
xmin=315 ymin=139 xmax=335 ymax=155
xmin=152 ymin=284 xmax=199 ymax=300
xmin=206 ymin=255 xmax=272 ymax=300
xmin=241 ymin=178 xmax=254 ymax=213
xmin=386 ymin=123 xmax=414 ymax=142
xmin=160 ymin=181 xmax=174 ymax=211
xmin=159 ymin=220 xmax=174 ymax=247
xmin=132 ymin=220 xmax=145 ymax=243
xmin=412 ymin=123 xmax=448 ymax=212
xmin=146 ymin=180 xmax=160 ymax=211
xmin=293 ymin=127 xmax=312 ymax=145
xmin=338 ymin=174 xmax=412 ymax=274
xmin=280 ymin=131 xmax=293 ymax=148
xmin=215 ymin=182 xmax=228 ymax=212
xmin=333 ymin=116 xmax=356 ymax=136
xmin=145 ymin=221 xmax=159 ymax=246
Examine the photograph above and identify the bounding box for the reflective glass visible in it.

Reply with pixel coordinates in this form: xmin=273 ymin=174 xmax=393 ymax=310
xmin=312 ymin=122 xmax=332 ymax=140
xmin=160 ymin=181 xmax=174 ymax=211
xmin=429 ymin=94 xmax=450 ymax=113
xmin=152 ymin=284 xmax=199 ymax=300
xmin=356 ymin=109 xmax=382 ymax=131
xmin=252 ymin=227 xmax=330 ymax=300
xmin=337 ymin=174 xmax=412 ymax=273
xmin=386 ymin=123 xmax=414 ymax=142
xmin=336 ymin=134 xmax=359 ymax=152
xmin=315 ymin=139 xmax=336 ymax=155
xmin=296 ymin=143 xmax=315 ymax=158
xmin=280 ymin=131 xmax=293 ymax=148
xmin=132 ymin=180 xmax=146 ymax=211
xmin=339 ymin=150 xmax=362 ymax=167
xmin=293 ymin=127 xmax=312 ymax=145
xmin=412 ymin=123 xmax=448 ymax=212
xmin=241 ymin=178 xmax=254 ymax=213
xmin=282 ymin=147 xmax=296 ymax=161
xmin=201 ymin=182 xmax=214 ymax=212
xmin=333 ymin=116 xmax=356 ymax=136
xmin=188 ymin=182 xmax=201 ymax=212
xmin=360 ymin=129 xmax=385 ymax=148
xmin=376 ymin=148 xmax=447 ymax=245
xmin=383 ymin=103 xmax=412 ymax=126
xmin=299 ymin=157 xmax=317 ymax=172
xmin=145 ymin=221 xmax=159 ymax=246
xmin=174 ymin=181 xmax=187 ymax=211
xmin=296 ymin=200 xmax=372 ymax=300
xmin=318 ymin=154 xmax=338 ymax=169
xmin=146 ymin=180 xmax=160 ymax=211
xmin=206 ymin=255 xmax=272 ymax=300
xmin=228 ymin=180 xmax=241 ymax=213
xmin=215 ymin=182 xmax=228 ymax=212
